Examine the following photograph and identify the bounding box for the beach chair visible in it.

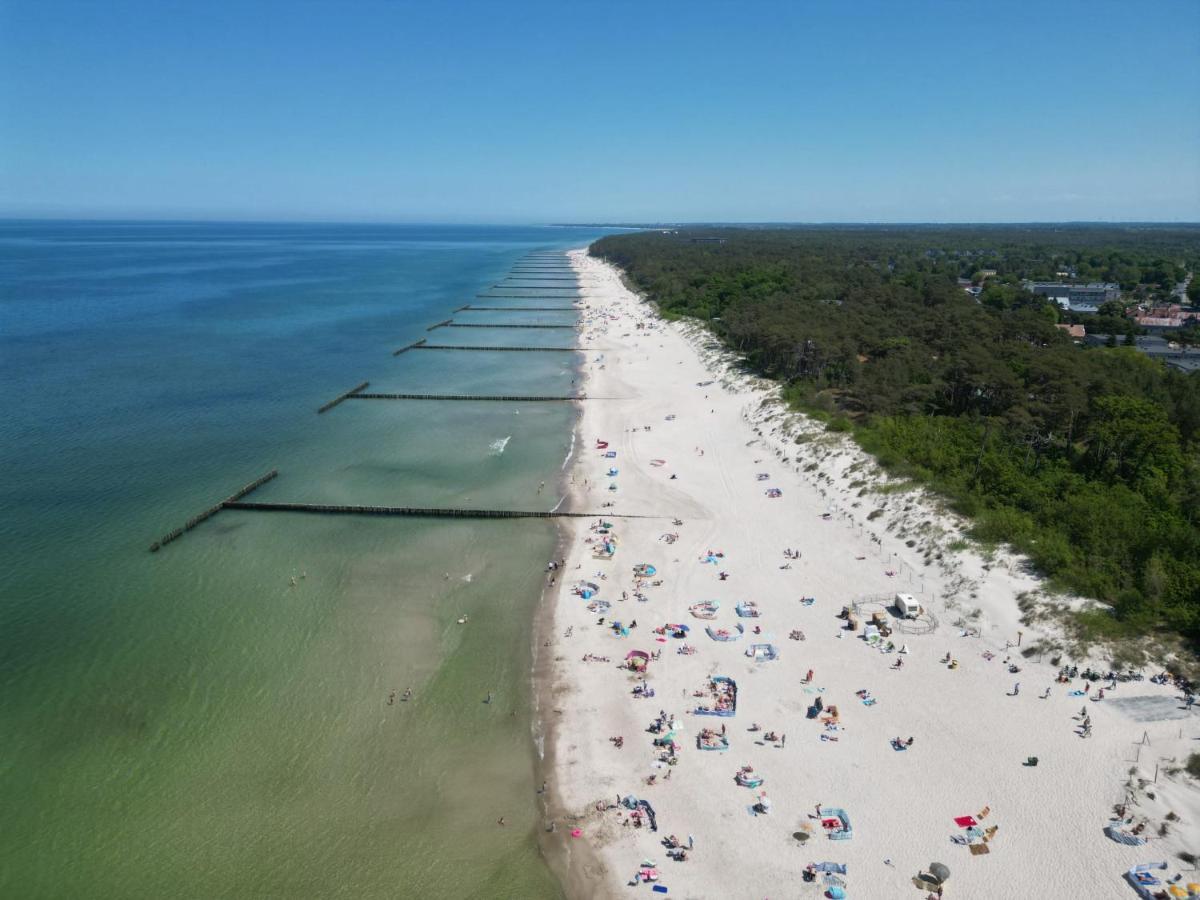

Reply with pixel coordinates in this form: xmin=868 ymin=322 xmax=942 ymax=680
xmin=977 ymin=805 xmax=991 ymax=820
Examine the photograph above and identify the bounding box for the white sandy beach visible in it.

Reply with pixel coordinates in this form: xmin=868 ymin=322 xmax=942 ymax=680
xmin=542 ymin=249 xmax=1200 ymax=900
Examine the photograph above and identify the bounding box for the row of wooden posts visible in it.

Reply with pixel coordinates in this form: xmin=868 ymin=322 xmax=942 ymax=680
xmin=149 ymin=253 xmax=616 ymax=551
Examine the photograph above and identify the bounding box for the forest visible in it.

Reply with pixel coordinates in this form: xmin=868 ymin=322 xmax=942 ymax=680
xmin=590 ymin=226 xmax=1200 ymax=647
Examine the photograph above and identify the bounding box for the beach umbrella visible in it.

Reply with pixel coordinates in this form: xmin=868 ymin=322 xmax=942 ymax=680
xmin=928 ymin=862 xmax=950 ymax=884
xmin=825 ymin=888 xmax=845 ymax=899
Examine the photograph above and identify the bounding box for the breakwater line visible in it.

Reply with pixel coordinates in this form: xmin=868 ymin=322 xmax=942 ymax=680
xmin=459 ymin=306 xmax=580 ymax=312
xmin=224 ymin=501 xmax=662 ymax=520
xmin=148 ymin=470 xmax=279 ymax=552
xmin=476 ymin=293 xmax=579 ymax=299
xmin=393 ymin=339 xmax=427 ymax=355
xmin=317 ymin=381 xmax=369 ymax=413
xmin=430 ymin=322 xmax=578 ymax=330
xmin=412 ymin=344 xmax=584 ymax=352
xmin=150 ymin=477 xmax=658 ymax=549
xmin=351 ymin=392 xmax=587 ymax=402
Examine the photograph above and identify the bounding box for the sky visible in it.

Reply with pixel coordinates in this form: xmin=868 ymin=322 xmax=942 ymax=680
xmin=2 ymin=0 xmax=1198 ymax=223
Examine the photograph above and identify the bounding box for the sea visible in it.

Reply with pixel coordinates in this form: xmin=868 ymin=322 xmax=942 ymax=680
xmin=0 ymin=221 xmax=618 ymax=898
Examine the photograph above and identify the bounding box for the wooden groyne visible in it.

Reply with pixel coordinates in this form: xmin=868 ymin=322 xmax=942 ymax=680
xmin=392 ymin=339 xmax=427 ymax=356
xmin=149 ymin=470 xmax=279 ymax=552
xmin=224 ymin=501 xmax=658 ymax=520
xmin=426 ymin=319 xmax=454 ymax=331
xmin=317 ymin=381 xmax=369 ymax=414
xmin=413 ymin=344 xmax=582 ymax=352
xmin=476 ymin=293 xmax=578 ymax=299
xmin=444 ymin=322 xmax=578 ymax=329
xmin=461 ymin=307 xmax=578 ymax=313
xmin=352 ymin=392 xmax=585 ymax=402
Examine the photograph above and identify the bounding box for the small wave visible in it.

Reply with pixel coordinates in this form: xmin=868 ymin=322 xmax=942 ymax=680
xmin=488 ymin=436 xmax=511 ymax=456
xmin=561 ymin=429 xmax=576 ymax=470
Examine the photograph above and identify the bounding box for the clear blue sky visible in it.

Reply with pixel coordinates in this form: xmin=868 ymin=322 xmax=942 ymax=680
xmin=2 ymin=0 xmax=1197 ymax=222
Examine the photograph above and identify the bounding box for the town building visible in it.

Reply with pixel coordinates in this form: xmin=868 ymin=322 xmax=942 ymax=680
xmin=1024 ymin=281 xmax=1121 ymax=313
xmin=1131 ymin=304 xmax=1200 ymax=330
xmin=1055 ymin=323 xmax=1086 ymax=340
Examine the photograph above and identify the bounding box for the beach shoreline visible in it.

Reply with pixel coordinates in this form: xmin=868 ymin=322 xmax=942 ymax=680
xmin=539 ymin=247 xmax=1199 ymax=899
xmin=532 ymin=252 xmax=611 ymax=899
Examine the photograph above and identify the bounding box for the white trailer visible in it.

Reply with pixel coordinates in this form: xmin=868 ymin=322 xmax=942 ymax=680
xmin=895 ymin=593 xmax=920 ymax=618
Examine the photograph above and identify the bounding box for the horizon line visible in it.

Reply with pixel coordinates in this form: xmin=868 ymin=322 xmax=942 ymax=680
xmin=2 ymin=216 xmax=1199 ymax=228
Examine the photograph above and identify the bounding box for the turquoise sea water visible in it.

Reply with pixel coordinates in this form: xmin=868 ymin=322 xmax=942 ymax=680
xmin=0 ymin=222 xmax=611 ymax=898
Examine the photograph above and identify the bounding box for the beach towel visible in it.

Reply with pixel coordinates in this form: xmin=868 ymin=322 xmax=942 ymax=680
xmin=1068 ymin=689 xmax=1086 ymax=697
xmin=862 ymin=698 xmax=876 ymax=706
xmin=954 ymin=816 xmax=977 ymax=828
xmin=969 ymin=843 xmax=990 ymax=855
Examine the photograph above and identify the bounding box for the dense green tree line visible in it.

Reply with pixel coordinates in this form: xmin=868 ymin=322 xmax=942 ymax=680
xmin=591 ymin=227 xmax=1200 ymax=645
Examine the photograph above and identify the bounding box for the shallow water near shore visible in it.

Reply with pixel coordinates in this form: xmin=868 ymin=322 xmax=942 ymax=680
xmin=0 ymin=222 xmax=613 ymax=898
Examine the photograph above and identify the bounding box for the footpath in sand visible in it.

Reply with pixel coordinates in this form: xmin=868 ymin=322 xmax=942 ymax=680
xmin=542 ymin=249 xmax=1200 ymax=900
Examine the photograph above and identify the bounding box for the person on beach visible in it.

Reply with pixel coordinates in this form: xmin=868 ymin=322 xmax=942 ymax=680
xmin=1012 ymin=682 xmax=1020 ymax=696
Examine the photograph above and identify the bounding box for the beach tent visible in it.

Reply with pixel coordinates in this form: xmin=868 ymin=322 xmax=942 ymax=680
xmin=746 ymin=643 xmax=779 ymax=661
xmin=928 ymin=862 xmax=950 ymax=884
xmin=705 ymin=623 xmax=745 ymax=642
xmin=818 ymin=807 xmax=853 ymax=840
xmin=625 ymin=650 xmax=650 ymax=670
xmin=634 ymin=564 xmax=657 ymax=577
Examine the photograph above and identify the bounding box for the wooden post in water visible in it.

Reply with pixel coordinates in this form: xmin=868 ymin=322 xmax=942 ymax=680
xmin=317 ymin=381 xmax=369 ymax=414
xmin=148 ymin=469 xmax=279 ymax=552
